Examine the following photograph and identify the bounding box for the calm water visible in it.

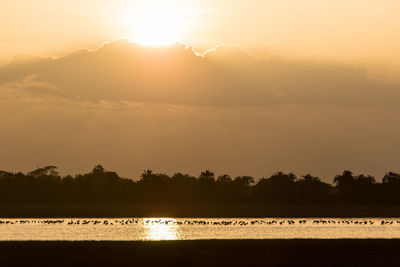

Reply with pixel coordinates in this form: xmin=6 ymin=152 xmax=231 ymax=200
xmin=1 ymin=218 xmax=400 ymax=241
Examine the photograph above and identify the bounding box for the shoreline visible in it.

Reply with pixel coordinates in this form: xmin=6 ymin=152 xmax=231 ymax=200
xmin=2 ymin=203 xmax=400 ymax=218
xmin=0 ymin=240 xmax=399 ymax=265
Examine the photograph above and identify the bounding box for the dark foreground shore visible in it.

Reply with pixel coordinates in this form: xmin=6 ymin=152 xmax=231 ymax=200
xmin=2 ymin=203 xmax=400 ymax=218
xmin=0 ymin=240 xmax=399 ymax=266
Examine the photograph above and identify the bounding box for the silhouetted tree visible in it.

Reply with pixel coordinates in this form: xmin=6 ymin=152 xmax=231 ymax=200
xmin=353 ymin=174 xmax=376 ymax=203
xmin=0 ymin=165 xmax=399 ymax=205
xmin=381 ymin=172 xmax=400 ymax=203
xmin=333 ymin=170 xmax=355 ymax=203
xmin=198 ymin=170 xmax=217 ymax=202
xmin=333 ymin=171 xmax=377 ymax=203
xmin=138 ymin=170 xmax=171 ymax=202
xmin=217 ymin=174 xmax=232 ymax=185
xmin=253 ymin=172 xmax=297 ymax=203
xmin=170 ymin=173 xmax=198 ymax=203
xmin=92 ymin=165 xmax=105 ymax=174
xmin=232 ymin=176 xmax=254 ymax=202
xmin=28 ymin=166 xmax=60 ymax=178
xmin=296 ymin=174 xmax=332 ymax=203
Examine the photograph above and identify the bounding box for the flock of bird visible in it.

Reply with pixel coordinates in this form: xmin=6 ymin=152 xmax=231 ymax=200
xmin=0 ymin=218 xmax=400 ymax=226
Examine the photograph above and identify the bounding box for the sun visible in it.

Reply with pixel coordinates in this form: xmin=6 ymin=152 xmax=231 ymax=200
xmin=131 ymin=2 xmax=184 ymax=46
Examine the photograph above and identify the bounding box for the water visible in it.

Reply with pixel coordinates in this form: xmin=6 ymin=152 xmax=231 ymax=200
xmin=1 ymin=218 xmax=400 ymax=241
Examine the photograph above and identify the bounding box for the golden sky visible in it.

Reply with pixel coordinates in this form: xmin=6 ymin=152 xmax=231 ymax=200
xmin=1 ymin=0 xmax=400 ymax=62
xmin=1 ymin=0 xmax=400 ymax=180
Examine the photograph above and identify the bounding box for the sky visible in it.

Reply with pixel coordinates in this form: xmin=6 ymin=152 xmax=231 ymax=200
xmin=1 ymin=0 xmax=400 ymax=182
xmin=1 ymin=0 xmax=400 ymax=62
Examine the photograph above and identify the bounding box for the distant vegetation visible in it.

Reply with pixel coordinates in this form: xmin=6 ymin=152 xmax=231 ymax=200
xmin=0 ymin=165 xmax=400 ymax=204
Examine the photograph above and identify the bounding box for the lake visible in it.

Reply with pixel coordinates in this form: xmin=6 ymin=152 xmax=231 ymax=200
xmin=1 ymin=218 xmax=400 ymax=241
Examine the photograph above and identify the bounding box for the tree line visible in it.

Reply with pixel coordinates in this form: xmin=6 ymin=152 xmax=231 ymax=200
xmin=0 ymin=165 xmax=400 ymax=204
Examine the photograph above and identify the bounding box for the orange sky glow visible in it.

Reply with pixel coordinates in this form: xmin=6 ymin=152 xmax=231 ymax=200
xmin=1 ymin=0 xmax=400 ymax=181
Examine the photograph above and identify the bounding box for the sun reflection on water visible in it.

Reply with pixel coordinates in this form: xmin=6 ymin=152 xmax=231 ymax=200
xmin=143 ymin=218 xmax=180 ymax=240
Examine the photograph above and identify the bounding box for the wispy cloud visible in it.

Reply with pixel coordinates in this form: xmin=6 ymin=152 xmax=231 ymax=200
xmin=1 ymin=40 xmax=399 ymax=109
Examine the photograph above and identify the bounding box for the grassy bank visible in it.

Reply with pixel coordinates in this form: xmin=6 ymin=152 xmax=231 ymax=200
xmin=1 ymin=203 xmax=400 ymax=218
xmin=0 ymin=240 xmax=399 ymax=266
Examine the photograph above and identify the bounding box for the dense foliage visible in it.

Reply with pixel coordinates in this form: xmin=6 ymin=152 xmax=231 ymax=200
xmin=0 ymin=165 xmax=399 ymax=204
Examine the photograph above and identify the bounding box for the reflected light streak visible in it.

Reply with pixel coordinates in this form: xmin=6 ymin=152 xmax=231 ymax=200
xmin=143 ymin=218 xmax=180 ymax=240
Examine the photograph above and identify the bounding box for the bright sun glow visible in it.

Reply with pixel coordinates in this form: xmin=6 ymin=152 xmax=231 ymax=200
xmin=131 ymin=2 xmax=185 ymax=46
xmin=143 ymin=218 xmax=180 ymax=240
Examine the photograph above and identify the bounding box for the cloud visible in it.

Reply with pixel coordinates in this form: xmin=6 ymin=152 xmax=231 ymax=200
xmin=1 ymin=40 xmax=400 ymax=181
xmin=1 ymin=39 xmax=399 ymax=109
xmin=6 ymin=74 xmax=62 ymax=94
